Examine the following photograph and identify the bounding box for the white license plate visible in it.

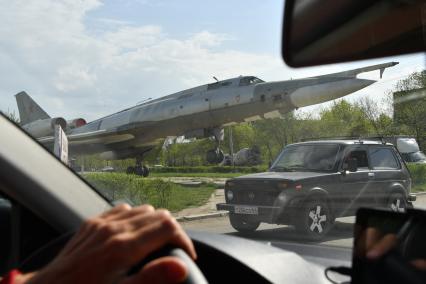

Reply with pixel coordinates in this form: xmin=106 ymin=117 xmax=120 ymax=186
xmin=234 ymin=206 xmax=258 ymax=215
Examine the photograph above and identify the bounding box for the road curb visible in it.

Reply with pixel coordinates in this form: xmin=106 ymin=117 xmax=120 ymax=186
xmin=176 ymin=191 xmax=425 ymax=222
xmin=176 ymin=211 xmax=229 ymax=222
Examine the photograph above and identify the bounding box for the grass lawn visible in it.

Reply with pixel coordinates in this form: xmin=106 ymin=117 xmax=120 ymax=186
xmin=82 ymin=172 xmax=216 ymax=212
xmin=167 ymin=185 xmax=215 ymax=212
xmin=150 ymin=172 xmax=245 ymax=178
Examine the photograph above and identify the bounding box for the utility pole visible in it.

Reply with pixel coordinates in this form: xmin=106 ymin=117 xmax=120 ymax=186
xmin=229 ymin=127 xmax=234 ymax=168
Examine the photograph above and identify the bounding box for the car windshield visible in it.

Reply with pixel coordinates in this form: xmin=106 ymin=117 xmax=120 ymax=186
xmin=0 ymin=0 xmax=425 ymax=254
xmin=271 ymin=144 xmax=340 ymax=172
xmin=408 ymin=152 xmax=426 ymax=163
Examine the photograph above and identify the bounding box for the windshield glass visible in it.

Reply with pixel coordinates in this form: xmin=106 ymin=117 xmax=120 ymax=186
xmin=239 ymin=76 xmax=265 ymax=86
xmin=249 ymin=77 xmax=264 ymax=84
xmin=271 ymin=144 xmax=340 ymax=172
xmin=405 ymin=152 xmax=426 ymax=163
xmin=0 ymin=0 xmax=425 ymax=253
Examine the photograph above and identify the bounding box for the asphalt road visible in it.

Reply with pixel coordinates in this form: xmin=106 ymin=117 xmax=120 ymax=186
xmin=181 ymin=194 xmax=426 ymax=248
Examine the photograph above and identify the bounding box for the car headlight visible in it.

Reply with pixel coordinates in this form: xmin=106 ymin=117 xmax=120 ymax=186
xmin=226 ymin=190 xmax=234 ymax=201
xmin=225 ymin=181 xmax=235 ymax=188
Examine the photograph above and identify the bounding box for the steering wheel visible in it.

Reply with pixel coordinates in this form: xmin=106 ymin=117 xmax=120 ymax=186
xmin=128 ymin=245 xmax=208 ymax=284
xmin=20 ymin=232 xmax=208 ymax=284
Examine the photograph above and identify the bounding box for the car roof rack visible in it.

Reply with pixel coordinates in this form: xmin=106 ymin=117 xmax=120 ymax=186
xmin=299 ymin=136 xmax=368 ymax=142
xmin=299 ymin=135 xmax=414 ymax=145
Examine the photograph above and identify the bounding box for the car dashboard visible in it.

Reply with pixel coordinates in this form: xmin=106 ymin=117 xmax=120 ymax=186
xmin=189 ymin=230 xmax=352 ymax=283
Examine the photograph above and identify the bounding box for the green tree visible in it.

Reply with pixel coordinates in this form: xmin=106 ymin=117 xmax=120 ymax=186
xmin=1 ymin=109 xmax=20 ymax=124
xmin=393 ymin=70 xmax=426 ymax=149
xmin=319 ymin=99 xmax=372 ymax=137
xmin=355 ymin=96 xmax=398 ymax=137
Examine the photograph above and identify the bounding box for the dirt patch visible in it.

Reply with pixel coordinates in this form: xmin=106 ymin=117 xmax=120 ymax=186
xmin=173 ymin=189 xmax=225 ymax=218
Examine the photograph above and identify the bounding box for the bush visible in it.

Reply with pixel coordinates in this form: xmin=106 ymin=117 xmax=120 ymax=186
xmin=150 ymin=179 xmax=173 ymax=208
xmin=83 ymin=173 xmax=174 ymax=206
xmin=82 ymin=173 xmax=215 ymax=211
xmin=407 ymin=163 xmax=426 ymax=187
xmin=150 ymin=166 xmax=267 ymax=174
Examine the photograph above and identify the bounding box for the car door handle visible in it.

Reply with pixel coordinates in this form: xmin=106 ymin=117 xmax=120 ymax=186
xmin=368 ymin=172 xmax=375 ymax=178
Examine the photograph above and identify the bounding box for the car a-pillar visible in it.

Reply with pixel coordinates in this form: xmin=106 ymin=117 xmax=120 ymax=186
xmin=294 ymin=192 xmax=334 ymax=240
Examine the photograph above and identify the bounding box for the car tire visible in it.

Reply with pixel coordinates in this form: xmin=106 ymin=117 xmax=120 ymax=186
xmin=135 ymin=166 xmax=144 ymax=176
xmin=229 ymin=213 xmax=260 ymax=233
xmin=295 ymin=199 xmax=333 ymax=241
xmin=206 ymin=149 xmax=225 ymax=164
xmin=387 ymin=192 xmax=407 ymax=212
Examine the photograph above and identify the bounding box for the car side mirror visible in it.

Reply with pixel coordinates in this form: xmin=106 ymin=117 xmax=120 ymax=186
xmin=344 ymin=158 xmax=358 ymax=173
xmin=281 ymin=0 xmax=426 ymax=67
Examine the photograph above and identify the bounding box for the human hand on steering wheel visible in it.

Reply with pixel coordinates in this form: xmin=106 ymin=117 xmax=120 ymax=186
xmin=17 ymin=204 xmax=198 ymax=284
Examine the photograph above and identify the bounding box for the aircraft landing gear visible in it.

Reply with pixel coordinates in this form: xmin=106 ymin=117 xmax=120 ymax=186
xmin=206 ymin=148 xmax=225 ymax=164
xmin=126 ymin=156 xmax=149 ymax=177
xmin=206 ymin=128 xmax=225 ymax=164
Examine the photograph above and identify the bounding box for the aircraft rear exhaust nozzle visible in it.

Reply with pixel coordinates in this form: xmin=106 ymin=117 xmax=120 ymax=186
xmin=289 ymin=78 xmax=376 ymax=108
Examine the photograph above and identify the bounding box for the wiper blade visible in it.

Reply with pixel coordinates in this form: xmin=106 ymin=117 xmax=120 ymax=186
xmin=270 ymin=166 xmax=296 ymax=172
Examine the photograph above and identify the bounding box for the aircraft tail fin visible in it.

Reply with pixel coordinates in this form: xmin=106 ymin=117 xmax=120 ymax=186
xmin=15 ymin=91 xmax=50 ymax=125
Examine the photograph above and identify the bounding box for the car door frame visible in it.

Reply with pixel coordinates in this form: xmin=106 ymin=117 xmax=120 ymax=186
xmin=367 ymin=145 xmax=406 ymax=207
xmin=337 ymin=144 xmax=372 ymax=216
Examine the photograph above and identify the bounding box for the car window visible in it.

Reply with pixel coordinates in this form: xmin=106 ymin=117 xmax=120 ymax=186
xmin=344 ymin=148 xmax=369 ymax=169
xmin=272 ymin=144 xmax=340 ymax=171
xmin=0 ymin=0 xmax=424 ymax=253
xmin=401 ymin=153 xmax=412 ymax=162
xmin=402 ymin=151 xmax=426 ymax=163
xmin=369 ymin=147 xmax=400 ymax=170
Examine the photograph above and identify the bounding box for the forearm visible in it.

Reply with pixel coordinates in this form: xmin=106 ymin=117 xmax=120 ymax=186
xmin=0 ymin=270 xmax=36 ymax=284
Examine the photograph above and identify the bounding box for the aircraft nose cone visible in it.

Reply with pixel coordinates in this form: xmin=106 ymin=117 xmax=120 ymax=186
xmin=288 ymin=78 xmax=376 ymax=108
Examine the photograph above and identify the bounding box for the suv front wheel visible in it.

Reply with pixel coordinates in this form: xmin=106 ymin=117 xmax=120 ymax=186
xmin=229 ymin=213 xmax=260 ymax=233
xmin=295 ymin=199 xmax=333 ymax=240
xmin=388 ymin=192 xmax=407 ymax=212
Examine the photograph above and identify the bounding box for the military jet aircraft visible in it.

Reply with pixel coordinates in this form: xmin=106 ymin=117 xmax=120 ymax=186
xmin=15 ymin=61 xmax=398 ymax=176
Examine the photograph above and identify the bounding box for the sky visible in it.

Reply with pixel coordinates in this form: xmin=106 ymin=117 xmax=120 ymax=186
xmin=0 ymin=0 xmax=424 ymax=121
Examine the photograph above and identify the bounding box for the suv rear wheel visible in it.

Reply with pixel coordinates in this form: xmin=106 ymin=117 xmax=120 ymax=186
xmin=295 ymin=199 xmax=333 ymax=240
xmin=229 ymin=213 xmax=260 ymax=233
xmin=388 ymin=192 xmax=407 ymax=212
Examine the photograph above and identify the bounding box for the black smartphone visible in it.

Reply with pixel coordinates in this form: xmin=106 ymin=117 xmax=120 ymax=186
xmin=352 ymin=208 xmax=426 ymax=284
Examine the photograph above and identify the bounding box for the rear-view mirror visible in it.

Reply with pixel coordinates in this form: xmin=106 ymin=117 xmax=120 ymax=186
xmin=282 ymin=0 xmax=426 ymax=67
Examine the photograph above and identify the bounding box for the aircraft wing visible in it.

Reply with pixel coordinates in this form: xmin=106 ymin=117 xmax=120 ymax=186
xmin=38 ymin=129 xmax=135 ymax=146
xmin=319 ymin=61 xmax=398 ymax=79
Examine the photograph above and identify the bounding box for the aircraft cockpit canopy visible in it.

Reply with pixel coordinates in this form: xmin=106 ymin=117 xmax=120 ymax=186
xmin=207 ymin=79 xmax=234 ymax=90
xmin=238 ymin=76 xmax=264 ymax=86
xmin=207 ymin=76 xmax=264 ymax=91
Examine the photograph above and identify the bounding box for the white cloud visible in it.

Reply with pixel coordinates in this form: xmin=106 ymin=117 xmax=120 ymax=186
xmin=189 ymin=31 xmax=231 ymax=47
xmin=0 ymin=0 xmax=285 ymax=120
xmin=54 ymin=63 xmax=98 ymax=92
xmin=103 ymin=26 xmax=164 ymax=50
